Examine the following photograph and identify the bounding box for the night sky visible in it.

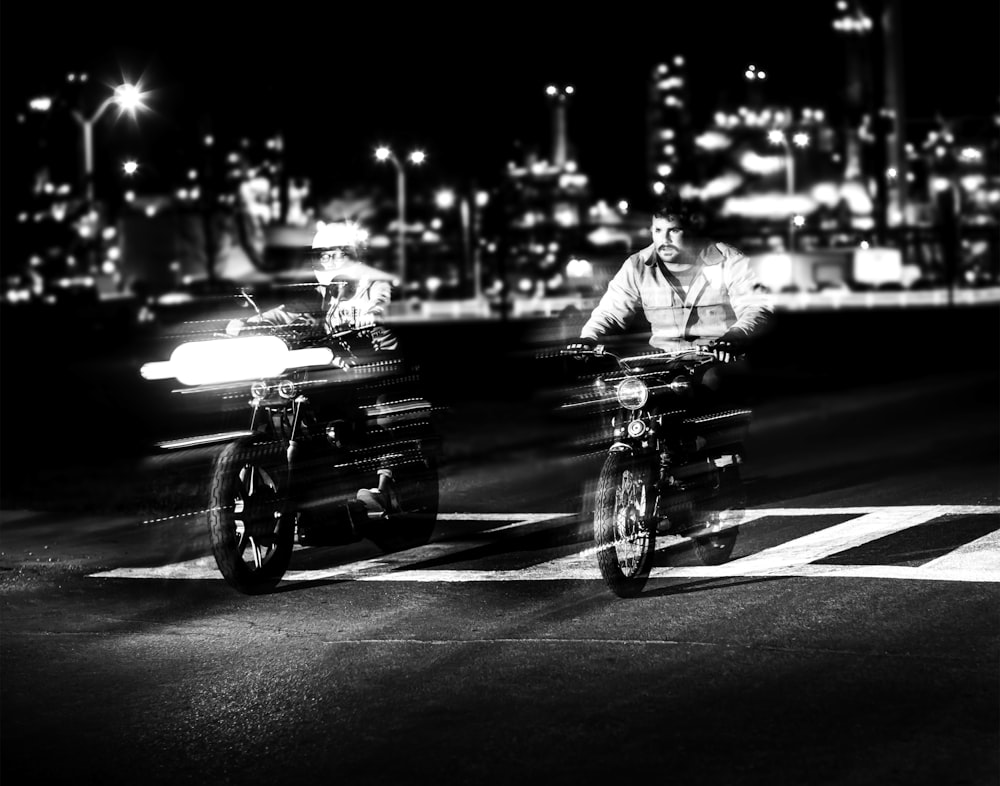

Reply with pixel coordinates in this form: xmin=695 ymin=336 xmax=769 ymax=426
xmin=8 ymin=1 xmax=999 ymax=205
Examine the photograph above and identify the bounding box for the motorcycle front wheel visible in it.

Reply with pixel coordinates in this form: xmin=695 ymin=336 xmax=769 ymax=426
xmin=208 ymin=435 xmax=293 ymax=594
xmin=593 ymin=451 xmax=657 ymax=598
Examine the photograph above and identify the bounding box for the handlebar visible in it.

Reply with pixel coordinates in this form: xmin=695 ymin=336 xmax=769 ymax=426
xmin=560 ymin=344 xmax=720 ymax=374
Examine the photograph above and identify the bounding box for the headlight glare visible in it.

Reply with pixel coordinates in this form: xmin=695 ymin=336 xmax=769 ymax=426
xmin=616 ymin=378 xmax=649 ymax=410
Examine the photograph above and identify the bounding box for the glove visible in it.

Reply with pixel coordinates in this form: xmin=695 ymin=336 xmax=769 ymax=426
xmin=699 ymin=338 xmax=744 ymax=363
xmin=562 ymin=336 xmax=598 ymax=355
xmin=225 ymin=318 xmax=244 ymax=337
xmin=370 ymin=326 xmax=398 ymax=352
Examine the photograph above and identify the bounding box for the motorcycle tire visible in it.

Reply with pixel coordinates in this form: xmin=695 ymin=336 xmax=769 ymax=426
xmin=693 ymin=528 xmax=739 ymax=566
xmin=593 ymin=451 xmax=657 ymax=598
xmin=208 ymin=434 xmax=293 ymax=594
xmin=692 ymin=465 xmax=746 ymax=566
xmin=368 ymin=455 xmax=439 ymax=553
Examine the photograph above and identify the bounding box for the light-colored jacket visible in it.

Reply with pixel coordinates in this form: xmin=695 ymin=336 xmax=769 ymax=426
xmin=325 ymin=279 xmax=392 ymax=330
xmin=581 ymin=242 xmax=773 ymax=351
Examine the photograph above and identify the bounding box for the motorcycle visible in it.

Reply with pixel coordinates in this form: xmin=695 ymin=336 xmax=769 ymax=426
xmin=559 ymin=344 xmax=751 ymax=598
xmin=140 ymin=299 xmax=440 ymax=594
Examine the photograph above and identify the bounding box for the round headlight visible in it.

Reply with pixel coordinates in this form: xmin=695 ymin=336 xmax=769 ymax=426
xmin=616 ymin=378 xmax=649 ymax=410
xmin=277 ymin=379 xmax=297 ymax=399
xmin=250 ymin=381 xmax=268 ymax=399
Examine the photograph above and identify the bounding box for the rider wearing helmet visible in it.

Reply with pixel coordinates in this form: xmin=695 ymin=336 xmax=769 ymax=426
xmin=226 ymin=220 xmax=402 ymax=514
xmin=227 ymin=221 xmax=397 ymax=347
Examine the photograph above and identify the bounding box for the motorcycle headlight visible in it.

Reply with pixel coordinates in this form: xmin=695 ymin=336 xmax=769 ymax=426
xmin=277 ymin=379 xmax=297 ymax=399
xmin=250 ymin=381 xmax=268 ymax=400
xmin=616 ymin=378 xmax=648 ymax=410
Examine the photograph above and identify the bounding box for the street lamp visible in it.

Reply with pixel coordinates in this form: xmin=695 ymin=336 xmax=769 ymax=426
xmin=435 ymin=187 xmax=485 ymax=300
xmin=375 ymin=145 xmax=425 ymax=289
xmin=545 ymin=84 xmax=574 ymax=168
xmin=71 ymin=82 xmax=147 ymax=204
xmin=768 ymin=128 xmax=810 ymax=251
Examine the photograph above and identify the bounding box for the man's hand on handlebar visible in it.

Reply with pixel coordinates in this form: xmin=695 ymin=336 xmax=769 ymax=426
xmin=562 ymin=337 xmax=599 ymax=356
xmin=698 ymin=338 xmax=744 ymax=363
xmin=370 ymin=325 xmax=398 ymax=351
xmin=227 ymin=307 xmax=323 ymax=338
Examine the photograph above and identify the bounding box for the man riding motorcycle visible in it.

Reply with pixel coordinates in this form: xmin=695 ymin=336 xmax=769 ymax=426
xmin=566 ymin=192 xmax=774 ymax=408
xmin=225 ymin=220 xmax=403 ymax=514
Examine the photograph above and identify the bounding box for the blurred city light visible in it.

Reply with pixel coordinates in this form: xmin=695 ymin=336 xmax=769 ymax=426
xmin=375 ymin=145 xmax=426 ymax=287
xmin=435 ymin=189 xmax=456 ymax=210
xmin=754 ymin=253 xmax=794 ymax=291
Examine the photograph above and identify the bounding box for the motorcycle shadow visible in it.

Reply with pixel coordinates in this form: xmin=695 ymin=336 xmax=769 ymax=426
xmin=632 ymin=574 xmax=786 ymax=598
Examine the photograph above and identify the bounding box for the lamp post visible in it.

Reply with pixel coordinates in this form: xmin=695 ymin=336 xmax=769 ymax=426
xmin=768 ymin=129 xmax=810 ymax=252
xmin=375 ymin=146 xmax=425 ymax=289
xmin=545 ymin=84 xmax=574 ymax=168
xmin=435 ymin=186 xmax=485 ymax=300
xmin=71 ymin=83 xmax=146 ymax=205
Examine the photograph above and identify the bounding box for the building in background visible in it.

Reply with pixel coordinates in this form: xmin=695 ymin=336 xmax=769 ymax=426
xmin=646 ymin=57 xmax=695 ymax=199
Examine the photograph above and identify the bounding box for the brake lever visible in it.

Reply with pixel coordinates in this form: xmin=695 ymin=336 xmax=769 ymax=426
xmin=237 ymin=288 xmax=261 ymax=316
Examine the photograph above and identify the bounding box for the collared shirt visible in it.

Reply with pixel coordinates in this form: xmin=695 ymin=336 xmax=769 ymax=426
xmin=581 ymin=241 xmax=773 ymax=351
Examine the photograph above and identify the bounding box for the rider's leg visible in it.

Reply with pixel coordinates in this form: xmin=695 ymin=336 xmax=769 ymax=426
xmin=696 ymin=358 xmax=751 ymax=410
xmin=357 ymin=465 xmax=400 ymax=514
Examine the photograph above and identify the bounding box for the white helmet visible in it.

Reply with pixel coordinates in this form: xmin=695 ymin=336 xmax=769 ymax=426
xmin=308 ymin=221 xmax=394 ymax=286
xmin=311 ymin=221 xmax=367 ymax=251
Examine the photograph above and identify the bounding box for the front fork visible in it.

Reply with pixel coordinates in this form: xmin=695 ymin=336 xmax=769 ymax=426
xmin=248 ymin=395 xmax=312 ymax=494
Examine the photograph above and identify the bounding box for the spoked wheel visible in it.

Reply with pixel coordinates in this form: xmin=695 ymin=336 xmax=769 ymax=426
xmin=593 ymin=452 xmax=657 ymax=598
xmin=208 ymin=435 xmax=293 ymax=594
xmin=692 ymin=466 xmax=746 ymax=566
xmin=368 ymin=454 xmax=439 ymax=553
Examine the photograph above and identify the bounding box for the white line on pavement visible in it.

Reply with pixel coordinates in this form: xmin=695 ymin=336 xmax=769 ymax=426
xmin=89 ymin=505 xmax=1000 ymax=584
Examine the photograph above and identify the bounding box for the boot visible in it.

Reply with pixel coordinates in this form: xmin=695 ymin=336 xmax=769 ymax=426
xmin=356 ymin=468 xmax=399 ymax=514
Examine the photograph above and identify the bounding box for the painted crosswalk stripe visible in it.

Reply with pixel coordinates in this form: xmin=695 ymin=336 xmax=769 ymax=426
xmin=89 ymin=505 xmax=1000 ymax=584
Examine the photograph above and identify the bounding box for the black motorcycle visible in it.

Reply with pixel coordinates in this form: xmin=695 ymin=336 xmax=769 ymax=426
xmin=559 ymin=344 xmax=750 ymax=598
xmin=141 ymin=314 xmax=440 ymax=594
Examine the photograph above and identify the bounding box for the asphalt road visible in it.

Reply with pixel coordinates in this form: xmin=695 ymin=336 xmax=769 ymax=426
xmin=2 ymin=356 xmax=998 ymax=786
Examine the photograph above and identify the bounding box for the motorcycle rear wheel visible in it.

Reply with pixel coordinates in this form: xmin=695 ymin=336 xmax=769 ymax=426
xmin=208 ymin=435 xmax=293 ymax=594
xmin=694 ymin=527 xmax=739 ymax=565
xmin=692 ymin=466 xmax=746 ymax=566
xmin=593 ymin=452 xmax=657 ymax=598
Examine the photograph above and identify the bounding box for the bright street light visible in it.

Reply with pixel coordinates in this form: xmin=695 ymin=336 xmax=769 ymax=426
xmin=72 ymin=82 xmax=147 ymax=204
xmin=375 ymin=145 xmax=425 ymax=288
xmin=435 ymin=188 xmax=456 ymax=210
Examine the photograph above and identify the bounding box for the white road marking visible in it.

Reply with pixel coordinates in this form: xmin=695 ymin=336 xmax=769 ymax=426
xmin=89 ymin=513 xmax=570 ymax=581
xmin=89 ymin=505 xmax=1000 ymax=584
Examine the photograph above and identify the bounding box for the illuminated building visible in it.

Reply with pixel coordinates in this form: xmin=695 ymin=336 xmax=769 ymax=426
xmin=646 ymin=57 xmax=694 ymax=197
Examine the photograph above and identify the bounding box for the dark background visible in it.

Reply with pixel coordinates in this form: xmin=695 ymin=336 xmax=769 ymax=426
xmin=7 ymin=1 xmax=998 ymax=202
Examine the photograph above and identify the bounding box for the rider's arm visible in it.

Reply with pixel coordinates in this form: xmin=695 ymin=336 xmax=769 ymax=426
xmin=226 ymin=305 xmax=312 ymax=336
xmin=580 ymin=259 xmax=641 ymax=342
xmin=330 ymin=280 xmax=392 ymax=327
xmin=718 ymin=245 xmax=774 ymax=345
